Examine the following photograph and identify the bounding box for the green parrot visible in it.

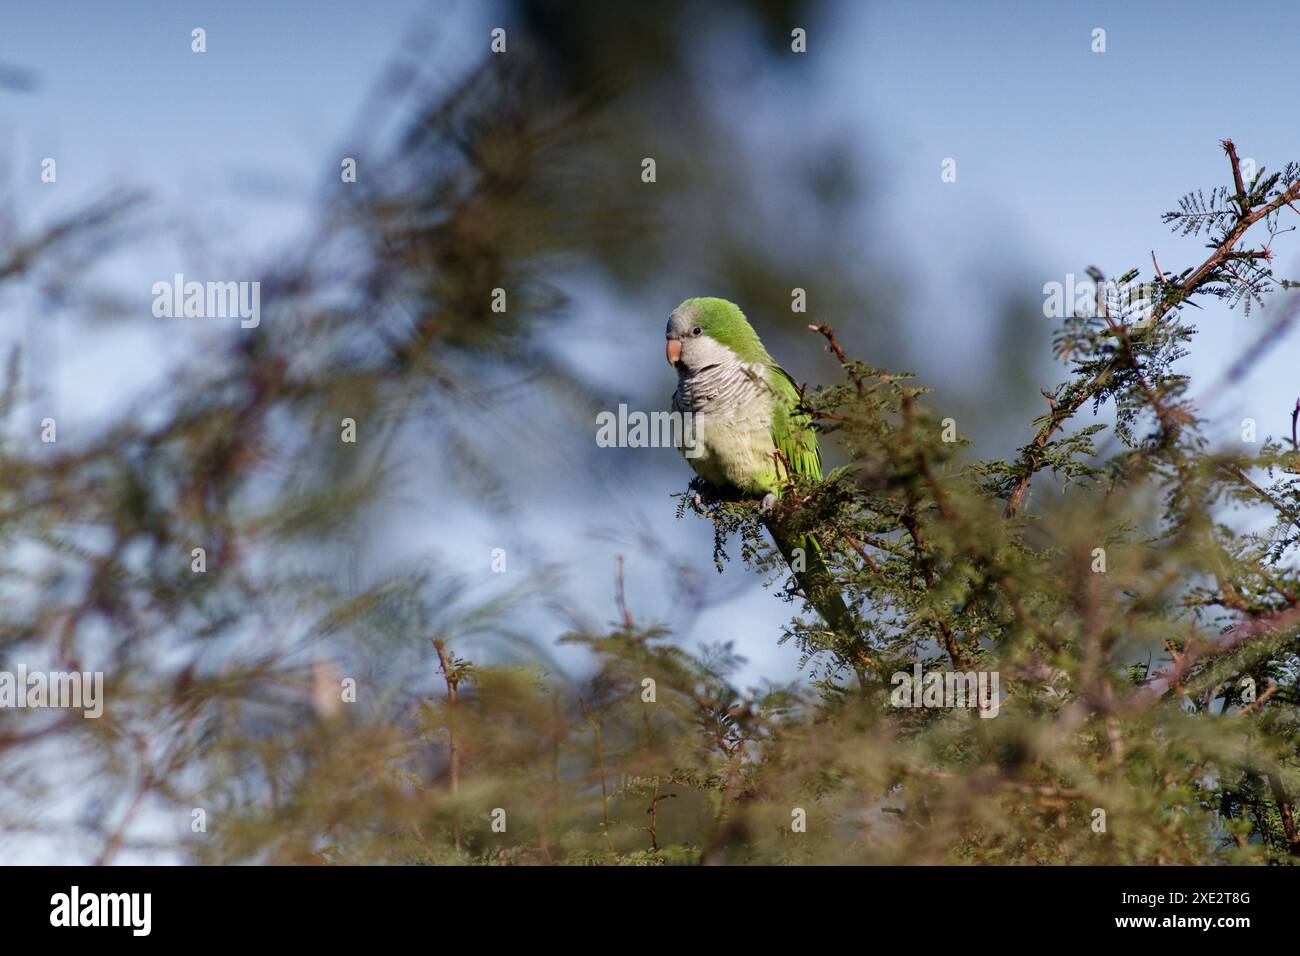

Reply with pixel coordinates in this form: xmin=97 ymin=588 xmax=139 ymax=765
xmin=666 ymin=296 xmax=851 ymax=631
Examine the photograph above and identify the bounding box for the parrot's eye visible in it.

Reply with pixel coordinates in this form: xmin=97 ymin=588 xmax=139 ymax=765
xmin=692 ymin=326 xmax=702 ymax=336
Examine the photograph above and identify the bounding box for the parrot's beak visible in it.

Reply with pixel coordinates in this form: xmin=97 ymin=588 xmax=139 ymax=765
xmin=666 ymin=338 xmax=682 ymax=367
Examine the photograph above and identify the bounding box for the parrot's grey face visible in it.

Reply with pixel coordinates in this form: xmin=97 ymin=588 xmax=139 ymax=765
xmin=666 ymin=305 xmax=729 ymax=374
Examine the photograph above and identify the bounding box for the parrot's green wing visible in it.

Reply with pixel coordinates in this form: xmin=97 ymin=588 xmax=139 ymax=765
xmin=767 ymin=364 xmax=822 ymax=483
xmin=760 ymin=362 xmax=852 ymax=633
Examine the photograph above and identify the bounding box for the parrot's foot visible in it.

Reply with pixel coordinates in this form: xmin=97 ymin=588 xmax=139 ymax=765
xmin=760 ymin=493 xmax=778 ymax=512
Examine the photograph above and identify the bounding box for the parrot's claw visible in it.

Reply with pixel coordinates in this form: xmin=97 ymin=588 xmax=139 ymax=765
xmin=760 ymin=493 xmax=778 ymax=512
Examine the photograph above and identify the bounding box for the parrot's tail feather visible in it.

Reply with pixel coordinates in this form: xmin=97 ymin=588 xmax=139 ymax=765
xmin=765 ymin=522 xmax=852 ymax=632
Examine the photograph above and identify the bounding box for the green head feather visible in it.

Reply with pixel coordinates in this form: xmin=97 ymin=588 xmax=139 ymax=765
xmin=673 ymin=297 xmax=771 ymax=364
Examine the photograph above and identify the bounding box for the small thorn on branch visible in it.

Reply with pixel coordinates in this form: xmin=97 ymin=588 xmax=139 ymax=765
xmin=1222 ymin=138 xmax=1247 ymax=200
xmin=808 ymin=322 xmax=850 ymax=365
xmin=1151 ymin=250 xmax=1167 ymax=283
xmin=808 ymin=321 xmax=867 ymax=397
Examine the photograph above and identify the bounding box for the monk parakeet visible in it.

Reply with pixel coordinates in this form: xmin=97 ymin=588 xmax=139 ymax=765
xmin=666 ymin=297 xmax=851 ymax=631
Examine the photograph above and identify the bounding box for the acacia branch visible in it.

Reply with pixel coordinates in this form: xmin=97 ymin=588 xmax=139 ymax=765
xmin=1004 ymin=142 xmax=1300 ymax=517
xmin=433 ymin=638 xmax=463 ymax=853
